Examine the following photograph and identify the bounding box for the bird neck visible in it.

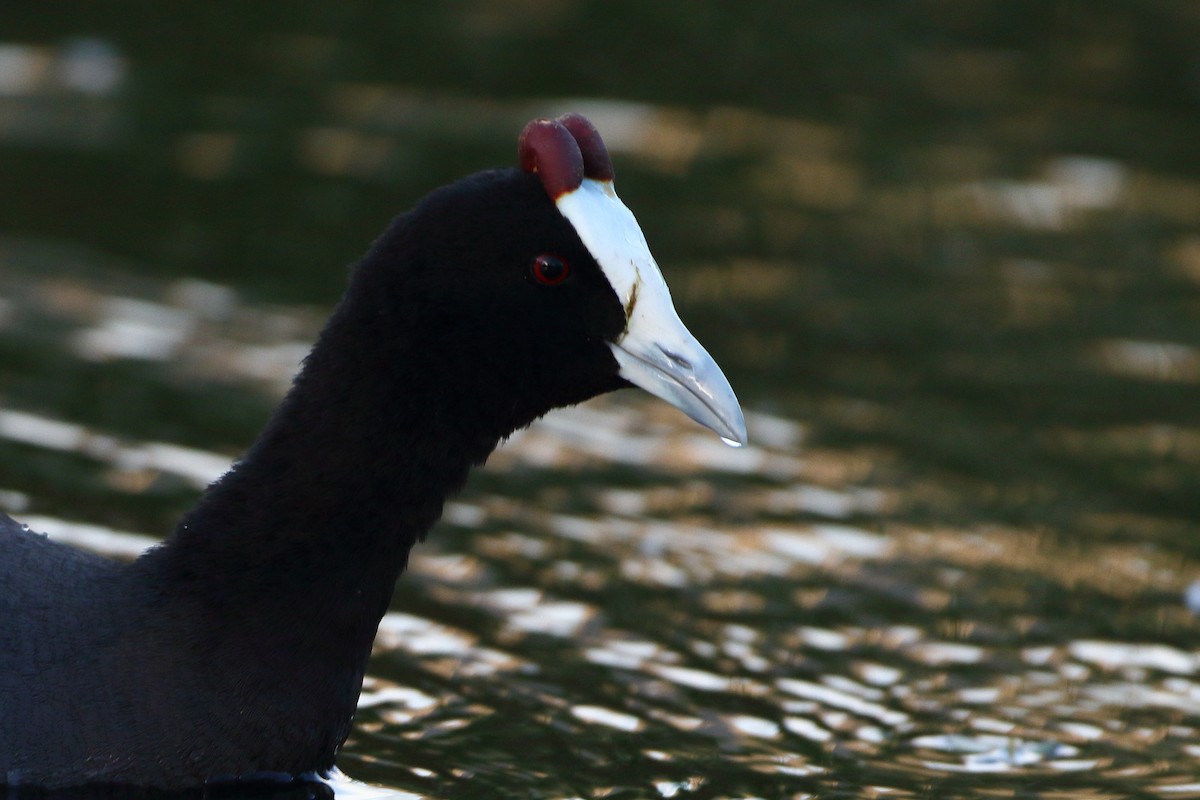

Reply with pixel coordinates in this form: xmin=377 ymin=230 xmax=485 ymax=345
xmin=141 ymin=279 xmax=510 ymax=645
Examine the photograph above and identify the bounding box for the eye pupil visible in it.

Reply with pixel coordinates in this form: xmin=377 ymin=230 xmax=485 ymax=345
xmin=531 ymin=254 xmax=570 ymax=286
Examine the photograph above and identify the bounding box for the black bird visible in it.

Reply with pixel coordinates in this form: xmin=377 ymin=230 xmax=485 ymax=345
xmin=0 ymin=114 xmax=745 ymax=790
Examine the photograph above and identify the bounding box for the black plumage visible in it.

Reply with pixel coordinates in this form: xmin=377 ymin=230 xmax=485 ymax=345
xmin=1 ymin=167 xmax=631 ymax=789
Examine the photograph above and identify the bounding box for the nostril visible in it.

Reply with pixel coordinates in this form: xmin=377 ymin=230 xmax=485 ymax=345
xmin=659 ymin=347 xmax=692 ymax=371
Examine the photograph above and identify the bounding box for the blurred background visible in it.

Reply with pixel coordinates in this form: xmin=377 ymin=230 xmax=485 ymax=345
xmin=2 ymin=2 xmax=1200 ymax=797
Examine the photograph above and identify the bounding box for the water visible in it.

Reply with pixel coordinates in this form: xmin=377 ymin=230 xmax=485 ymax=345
xmin=3 ymin=2 xmax=1200 ymax=797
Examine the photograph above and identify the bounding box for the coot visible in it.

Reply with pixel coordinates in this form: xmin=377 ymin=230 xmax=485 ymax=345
xmin=0 ymin=114 xmax=745 ymax=790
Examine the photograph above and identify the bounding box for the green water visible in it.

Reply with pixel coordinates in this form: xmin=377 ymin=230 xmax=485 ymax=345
xmin=2 ymin=2 xmax=1200 ymax=797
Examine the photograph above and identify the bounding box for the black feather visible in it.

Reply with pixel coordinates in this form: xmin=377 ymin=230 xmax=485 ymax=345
xmin=0 ymin=167 xmax=629 ymax=789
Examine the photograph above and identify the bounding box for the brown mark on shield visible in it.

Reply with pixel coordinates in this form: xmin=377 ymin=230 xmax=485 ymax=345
xmin=623 ymin=278 xmax=640 ymax=322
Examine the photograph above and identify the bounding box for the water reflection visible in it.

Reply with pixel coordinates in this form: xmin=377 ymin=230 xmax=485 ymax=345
xmin=4 ymin=259 xmax=1200 ymax=795
xmin=5 ymin=266 xmax=1200 ymax=794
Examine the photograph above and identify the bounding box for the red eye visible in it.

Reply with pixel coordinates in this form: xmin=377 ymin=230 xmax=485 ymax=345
xmin=531 ymin=254 xmax=570 ymax=286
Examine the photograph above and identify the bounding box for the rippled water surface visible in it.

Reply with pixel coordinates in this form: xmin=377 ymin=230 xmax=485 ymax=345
xmin=3 ymin=3 xmax=1200 ymax=798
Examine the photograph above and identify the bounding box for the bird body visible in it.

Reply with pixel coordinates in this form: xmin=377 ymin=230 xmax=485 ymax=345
xmin=0 ymin=116 xmax=744 ymax=789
